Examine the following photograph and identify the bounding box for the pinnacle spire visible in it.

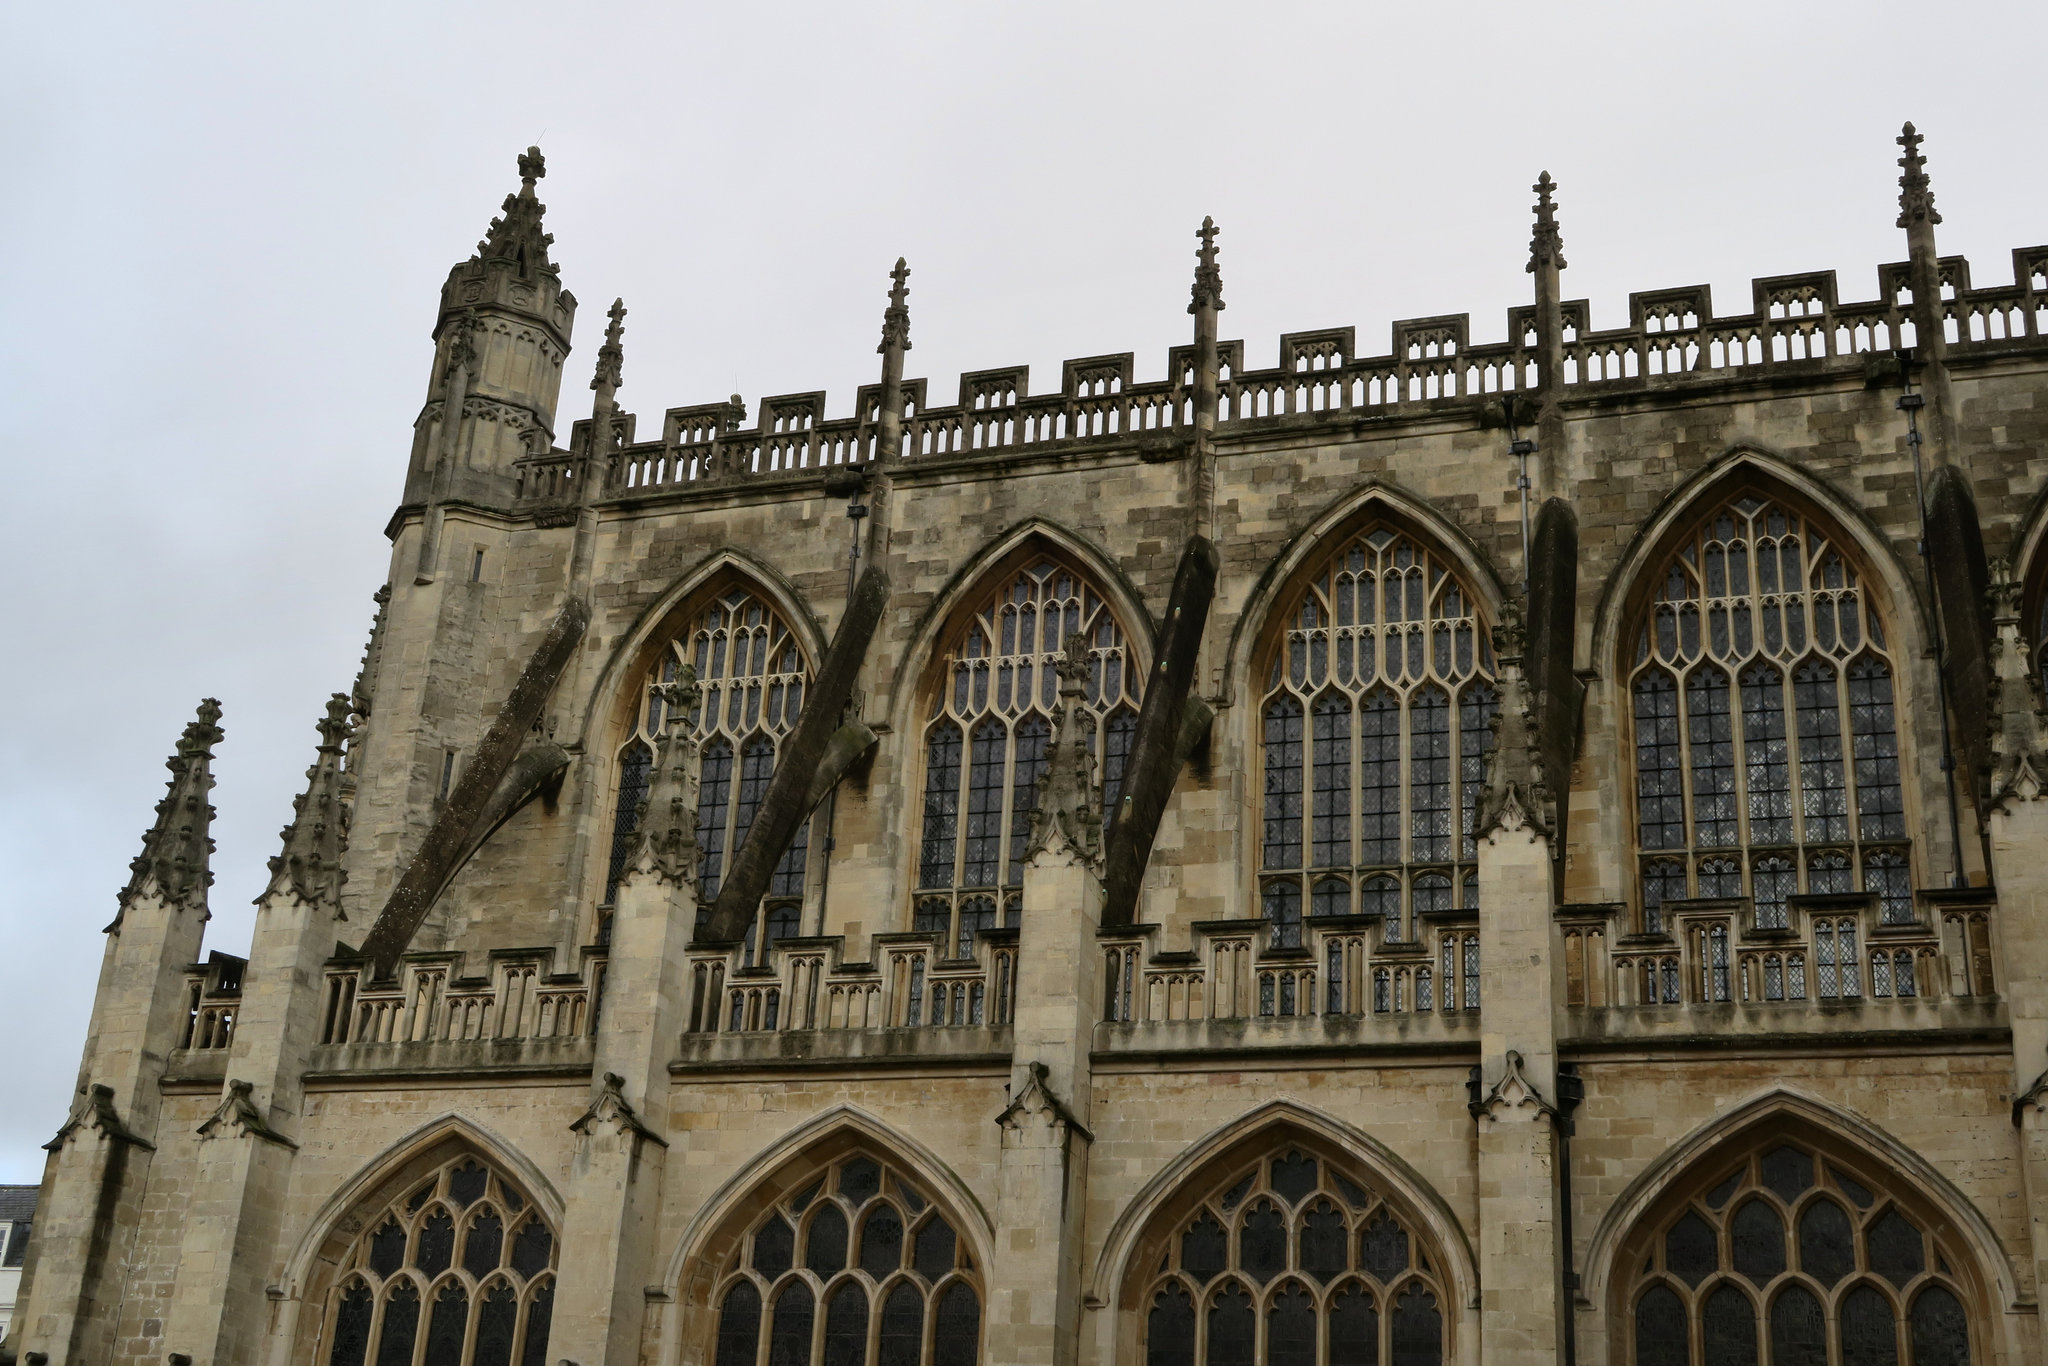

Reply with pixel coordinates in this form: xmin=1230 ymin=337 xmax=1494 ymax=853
xmin=264 ymin=694 xmax=353 ymax=909
xmin=119 ymin=699 xmax=223 ymax=917
xmin=1897 ymin=121 xmax=1941 ymax=230
xmin=878 ymin=258 xmax=912 ymax=355
xmin=1189 ymin=216 xmax=1224 ymax=315
xmin=628 ymin=674 xmax=704 ymax=887
xmin=591 ymin=297 xmax=627 ymax=396
xmin=1026 ymin=634 xmax=1103 ymax=866
xmin=474 ymin=145 xmax=557 ymax=277
xmin=1527 ymin=172 xmax=1566 ymax=274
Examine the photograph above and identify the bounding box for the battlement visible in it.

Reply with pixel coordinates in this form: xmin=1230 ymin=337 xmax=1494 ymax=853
xmin=515 ymin=244 xmax=2048 ymax=509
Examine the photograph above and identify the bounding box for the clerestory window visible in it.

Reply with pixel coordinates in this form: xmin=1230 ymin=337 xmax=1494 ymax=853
xmin=606 ymin=584 xmax=813 ymax=961
xmin=1627 ymin=495 xmax=1912 ymax=932
xmin=1257 ymin=526 xmax=1495 ymax=948
xmin=912 ymin=558 xmax=1140 ymax=957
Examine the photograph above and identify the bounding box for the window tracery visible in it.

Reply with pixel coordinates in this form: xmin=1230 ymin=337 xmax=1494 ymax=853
xmin=1627 ymin=495 xmax=1912 ymax=931
xmin=1622 ymin=1137 xmax=1978 ymax=1366
xmin=913 ymin=558 xmax=1140 ymax=955
xmin=1136 ymin=1146 xmax=1447 ymax=1366
xmin=323 ymin=1154 xmax=556 ymax=1366
xmin=607 ymin=584 xmax=812 ymax=960
xmin=711 ymin=1152 xmax=982 ymax=1366
xmin=1257 ymin=525 xmax=1495 ymax=946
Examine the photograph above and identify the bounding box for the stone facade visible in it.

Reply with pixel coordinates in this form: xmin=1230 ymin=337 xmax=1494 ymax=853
xmin=16 ymin=127 xmax=2048 ymax=1366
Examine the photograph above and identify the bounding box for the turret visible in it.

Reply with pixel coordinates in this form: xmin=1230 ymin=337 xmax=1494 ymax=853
xmin=407 ymin=146 xmax=578 ymax=501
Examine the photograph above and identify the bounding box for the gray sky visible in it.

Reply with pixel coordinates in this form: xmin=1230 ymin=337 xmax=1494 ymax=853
xmin=3 ymin=1 xmax=2043 ymax=1181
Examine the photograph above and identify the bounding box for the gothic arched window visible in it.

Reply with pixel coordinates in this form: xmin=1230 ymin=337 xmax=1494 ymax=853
xmin=710 ymin=1152 xmax=982 ymax=1366
xmin=1620 ymin=1136 xmax=1980 ymax=1366
xmin=322 ymin=1154 xmax=557 ymax=1366
xmin=1135 ymin=1145 xmax=1449 ymax=1366
xmin=1627 ymin=495 xmax=1912 ymax=931
xmin=913 ymin=558 xmax=1140 ymax=955
xmin=1257 ymin=525 xmax=1495 ymax=945
xmin=606 ymin=584 xmax=812 ymax=960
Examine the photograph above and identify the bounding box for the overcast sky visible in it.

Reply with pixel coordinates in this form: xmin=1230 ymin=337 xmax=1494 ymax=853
xmin=3 ymin=1 xmax=2042 ymax=1182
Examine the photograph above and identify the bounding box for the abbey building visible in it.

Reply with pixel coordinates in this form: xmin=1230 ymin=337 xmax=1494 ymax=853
xmin=15 ymin=126 xmax=2048 ymax=1366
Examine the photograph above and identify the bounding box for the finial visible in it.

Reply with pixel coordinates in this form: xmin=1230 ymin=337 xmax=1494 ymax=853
xmin=1896 ymin=122 xmax=1941 ymax=230
xmin=591 ymin=297 xmax=627 ymax=395
xmin=118 ymin=699 xmax=224 ymax=918
xmin=1026 ymin=633 xmax=1103 ymax=866
xmin=627 ymin=671 xmax=705 ymax=887
xmin=878 ymin=257 xmax=912 ymax=355
xmin=1189 ymin=216 xmax=1225 ymax=315
xmin=265 ymin=694 xmax=354 ymax=908
xmin=474 ymin=148 xmax=557 ymax=274
xmin=1527 ymin=172 xmax=1566 ymax=274
xmin=518 ymin=145 xmax=546 ymax=189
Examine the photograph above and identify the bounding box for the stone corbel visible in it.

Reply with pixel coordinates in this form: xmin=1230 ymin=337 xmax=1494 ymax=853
xmin=996 ymin=1062 xmax=1094 ymax=1143
xmin=43 ymin=1083 xmax=154 ymax=1153
xmin=570 ymin=1072 xmax=668 ymax=1148
xmin=2012 ymin=1067 xmax=2048 ymax=1128
xmin=1471 ymin=1051 xmax=1557 ymax=1125
xmin=195 ymin=1079 xmax=298 ymax=1149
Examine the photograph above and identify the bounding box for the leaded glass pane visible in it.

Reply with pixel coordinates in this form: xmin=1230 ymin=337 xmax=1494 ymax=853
xmin=415 ymin=1208 xmax=454 ymax=1277
xmin=1240 ymin=1201 xmax=1287 ymax=1284
xmin=329 ymin=1280 xmax=374 ymax=1366
xmin=1842 ymin=1285 xmax=1899 ymax=1366
xmin=1637 ymin=1286 xmax=1690 ymax=1366
xmin=518 ymin=1281 xmax=553 ymax=1366
xmin=934 ymin=1282 xmax=981 ymax=1366
xmin=1208 ymin=1284 xmax=1256 ymax=1366
xmin=880 ymin=1283 xmax=925 ymax=1366
xmin=1910 ymin=1286 xmax=1970 ymax=1366
xmin=1869 ymin=1210 xmax=1924 ymax=1288
xmin=823 ymin=1282 xmax=869 ymax=1366
xmin=423 ymin=1281 xmax=467 ymax=1366
xmin=1770 ymin=1283 xmax=1828 ymax=1366
xmin=716 ymin=1282 xmax=763 ymax=1366
xmin=769 ymin=1282 xmax=815 ymax=1366
xmin=861 ymin=1204 xmax=905 ymax=1278
xmin=473 ymin=1282 xmax=519 ymax=1366
xmin=464 ymin=1209 xmax=503 ymax=1281
xmin=915 ymin=1216 xmax=958 ymax=1282
xmin=1636 ymin=672 xmax=1686 ymax=850
xmin=1300 ymin=1201 xmax=1348 ymax=1283
xmin=374 ymin=1282 xmax=420 ymax=1366
xmin=1184 ymin=1212 xmax=1228 ymax=1284
xmin=1702 ymin=1285 xmax=1758 ymax=1366
xmin=806 ymin=1204 xmax=848 ymax=1274
xmin=1148 ymin=1285 xmax=1196 ymax=1366
xmin=919 ymin=724 xmax=963 ymax=889
xmin=1390 ymin=1283 xmax=1441 ymax=1366
xmin=1666 ymin=1210 xmax=1718 ymax=1286
xmin=1269 ymin=1282 xmax=1317 ymax=1366
xmin=1760 ymin=1146 xmax=1814 ymax=1202
xmin=1732 ymin=1200 xmax=1785 ymax=1284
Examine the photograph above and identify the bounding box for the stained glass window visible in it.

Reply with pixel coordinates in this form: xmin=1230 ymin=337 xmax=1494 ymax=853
xmin=1137 ymin=1147 xmax=1446 ymax=1366
xmin=607 ymin=584 xmax=814 ymax=955
xmin=712 ymin=1152 xmax=981 ymax=1365
xmin=914 ymin=558 xmax=1141 ymax=952
xmin=1259 ymin=526 xmax=1495 ymax=944
xmin=1625 ymin=1139 xmax=1975 ymax=1366
xmin=1628 ymin=496 xmax=1913 ymax=929
xmin=323 ymin=1153 xmax=556 ymax=1366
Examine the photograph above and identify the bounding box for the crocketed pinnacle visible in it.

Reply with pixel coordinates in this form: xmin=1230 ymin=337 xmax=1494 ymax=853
xmin=629 ymin=672 xmax=705 ymax=887
xmin=1527 ymin=172 xmax=1566 ymax=274
xmin=1027 ymin=634 xmax=1103 ymax=866
xmin=878 ymin=258 xmax=912 ymax=355
xmin=1986 ymin=558 xmax=2047 ymax=810
xmin=1897 ymin=122 xmax=1942 ymax=230
xmin=264 ymin=694 xmax=353 ymax=909
xmin=1189 ymin=216 xmax=1225 ymax=315
xmin=1478 ymin=605 xmax=1553 ymax=838
xmin=119 ymin=699 xmax=224 ymax=917
xmin=591 ymin=298 xmax=627 ymax=396
xmin=474 ymin=145 xmax=558 ymax=277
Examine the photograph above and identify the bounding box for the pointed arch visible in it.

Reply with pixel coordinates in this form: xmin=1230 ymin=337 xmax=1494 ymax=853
xmin=279 ymin=1115 xmax=563 ymax=1365
xmin=1590 ymin=446 xmax=1926 ymax=673
xmin=575 ymin=546 xmax=829 ymax=755
xmin=1582 ymin=1085 xmax=2021 ymax=1326
xmin=894 ymin=521 xmax=1152 ymax=949
xmin=1222 ymin=478 xmax=1509 ymax=710
xmin=653 ymin=1105 xmax=993 ymax=1366
xmin=879 ymin=517 xmax=1154 ymax=738
xmin=1234 ymin=484 xmax=1504 ymax=942
xmin=1090 ymin=1098 xmax=1476 ymax=1317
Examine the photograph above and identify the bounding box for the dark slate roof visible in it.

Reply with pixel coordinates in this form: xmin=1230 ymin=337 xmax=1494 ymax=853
xmin=0 ymin=1185 xmax=37 ymax=1223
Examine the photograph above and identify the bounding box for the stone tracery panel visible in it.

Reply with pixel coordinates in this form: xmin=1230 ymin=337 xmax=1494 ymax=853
xmin=707 ymin=1149 xmax=982 ymax=1366
xmin=913 ymin=555 xmax=1140 ymax=955
xmin=1617 ymin=1133 xmax=1981 ymax=1366
xmin=1254 ymin=522 xmax=1496 ymax=948
xmin=1129 ymin=1144 xmax=1449 ymax=1366
xmin=321 ymin=1152 xmax=557 ymax=1366
xmin=1625 ymin=492 xmax=1912 ymax=931
xmin=606 ymin=578 xmax=813 ymax=957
